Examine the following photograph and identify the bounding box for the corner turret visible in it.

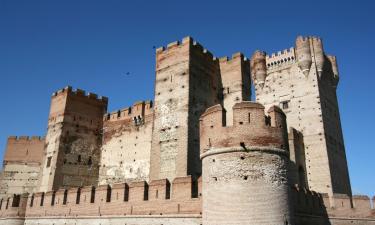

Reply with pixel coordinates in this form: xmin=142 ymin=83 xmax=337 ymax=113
xmin=295 ymin=36 xmax=312 ymax=76
xmin=312 ymin=36 xmax=324 ymax=77
xmin=250 ymin=50 xmax=267 ymax=88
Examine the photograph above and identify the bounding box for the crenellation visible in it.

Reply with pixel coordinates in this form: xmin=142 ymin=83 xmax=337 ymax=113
xmin=266 ymin=47 xmax=296 ymax=69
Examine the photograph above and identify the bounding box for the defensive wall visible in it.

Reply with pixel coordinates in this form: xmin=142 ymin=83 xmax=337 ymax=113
xmin=0 ymin=176 xmax=202 ymax=225
xmin=1 ymin=182 xmax=374 ymax=225
xmin=99 ymin=101 xmax=154 ymax=185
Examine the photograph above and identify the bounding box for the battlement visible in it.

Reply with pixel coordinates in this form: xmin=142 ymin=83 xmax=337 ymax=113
xmin=0 ymin=194 xmax=28 ymax=218
xmin=219 ymin=52 xmax=248 ymax=63
xmin=200 ymin=101 xmax=288 ymax=156
xmin=52 ymin=86 xmax=108 ymax=103
xmin=0 ymin=176 xmax=201 ymax=219
xmin=266 ymin=47 xmax=295 ymax=68
xmin=156 ymin=36 xmax=218 ymax=63
xmin=292 ymin=185 xmax=375 ymax=219
xmin=7 ymin=136 xmax=45 ymax=142
xmin=104 ymin=100 xmax=153 ymax=122
xmin=3 ymin=135 xmax=45 ymax=164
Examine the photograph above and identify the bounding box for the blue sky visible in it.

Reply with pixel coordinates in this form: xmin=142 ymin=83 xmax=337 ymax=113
xmin=0 ymin=0 xmax=374 ymax=196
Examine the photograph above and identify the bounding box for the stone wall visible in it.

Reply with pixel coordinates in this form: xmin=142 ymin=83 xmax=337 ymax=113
xmin=99 ymin=101 xmax=154 ymax=184
xmin=0 ymin=137 xmax=44 ymax=198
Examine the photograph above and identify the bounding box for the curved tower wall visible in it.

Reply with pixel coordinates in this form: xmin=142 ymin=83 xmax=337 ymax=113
xmin=200 ymin=102 xmax=293 ymax=225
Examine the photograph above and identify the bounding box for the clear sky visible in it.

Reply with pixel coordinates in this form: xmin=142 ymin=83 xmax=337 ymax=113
xmin=0 ymin=0 xmax=374 ymax=197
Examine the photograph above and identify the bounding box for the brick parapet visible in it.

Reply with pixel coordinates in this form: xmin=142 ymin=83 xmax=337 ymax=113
xmin=0 ymin=176 xmax=201 ymax=219
xmin=199 ymin=101 xmax=288 ymax=156
xmin=52 ymin=86 xmax=108 ymax=104
xmin=292 ymin=185 xmax=375 ymax=219
xmin=3 ymin=136 xmax=45 ymax=165
xmin=103 ymin=100 xmax=153 ymax=123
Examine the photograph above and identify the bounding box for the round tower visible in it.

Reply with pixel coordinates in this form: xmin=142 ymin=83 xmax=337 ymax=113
xmin=250 ymin=50 xmax=267 ymax=88
xmin=295 ymin=36 xmax=312 ymax=76
xmin=200 ymin=102 xmax=293 ymax=225
xmin=312 ymin=36 xmax=324 ymax=77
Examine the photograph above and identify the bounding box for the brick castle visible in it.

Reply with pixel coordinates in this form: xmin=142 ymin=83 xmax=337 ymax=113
xmin=0 ymin=36 xmax=374 ymax=225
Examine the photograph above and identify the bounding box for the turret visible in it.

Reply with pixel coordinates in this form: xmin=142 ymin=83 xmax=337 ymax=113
xmin=327 ymin=55 xmax=339 ymax=88
xmin=312 ymin=37 xmax=324 ymax=77
xmin=250 ymin=50 xmax=267 ymax=88
xmin=200 ymin=102 xmax=293 ymax=225
xmin=295 ymin=36 xmax=312 ymax=76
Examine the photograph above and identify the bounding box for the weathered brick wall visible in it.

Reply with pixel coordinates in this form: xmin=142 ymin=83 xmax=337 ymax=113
xmin=292 ymin=186 xmax=375 ymax=224
xmin=38 ymin=86 xmax=108 ymax=192
xmin=219 ymin=53 xmax=251 ymax=126
xmin=99 ymin=101 xmax=153 ymax=185
xmin=0 ymin=136 xmax=44 ymax=198
xmin=252 ymin=36 xmax=352 ymax=196
xmin=288 ymin=128 xmax=308 ymax=188
xmin=150 ymin=37 xmax=222 ymax=181
xmin=200 ymin=102 xmax=293 ymax=225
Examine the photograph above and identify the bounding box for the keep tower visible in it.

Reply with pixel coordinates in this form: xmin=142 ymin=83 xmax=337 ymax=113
xmin=251 ymin=36 xmax=351 ymax=197
xmin=200 ymin=102 xmax=292 ymax=225
xmin=38 ymin=86 xmax=108 ymax=192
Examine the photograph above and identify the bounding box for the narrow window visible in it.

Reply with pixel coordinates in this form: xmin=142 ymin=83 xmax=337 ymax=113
xmin=124 ymin=184 xmax=129 ymax=202
xmin=76 ymin=188 xmax=81 ymax=204
xmin=155 ymin=190 xmax=159 ymax=199
xmin=106 ymin=185 xmax=112 ymax=202
xmin=6 ymin=198 xmax=9 ymax=209
xmin=144 ymin=183 xmax=149 ymax=201
xmin=40 ymin=193 xmax=45 ymax=206
xmin=90 ymin=187 xmax=95 ymax=203
xmin=63 ymin=190 xmax=68 ymax=205
xmin=227 ymin=87 xmax=230 ymax=94
xmin=166 ymin=181 xmax=171 ymax=199
xmin=77 ymin=155 xmax=81 ymax=163
xmin=51 ymin=191 xmax=56 ymax=206
xmin=0 ymin=199 xmax=3 ymax=209
xmin=281 ymin=101 xmax=289 ymax=109
xmin=248 ymin=113 xmax=251 ymax=123
xmin=191 ymin=179 xmax=198 ymax=198
xmin=46 ymin=157 xmax=52 ymax=168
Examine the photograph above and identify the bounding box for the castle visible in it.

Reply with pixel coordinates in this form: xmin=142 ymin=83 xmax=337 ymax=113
xmin=0 ymin=36 xmax=374 ymax=225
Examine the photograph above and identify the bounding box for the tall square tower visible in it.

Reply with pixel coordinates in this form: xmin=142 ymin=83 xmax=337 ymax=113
xmin=251 ymin=36 xmax=351 ymax=196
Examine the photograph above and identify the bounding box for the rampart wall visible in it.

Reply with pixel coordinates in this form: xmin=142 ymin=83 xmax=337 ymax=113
xmin=0 ymin=176 xmax=202 ymax=225
xmin=99 ymin=101 xmax=154 ymax=185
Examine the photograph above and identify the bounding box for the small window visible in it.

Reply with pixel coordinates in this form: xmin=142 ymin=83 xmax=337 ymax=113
xmin=77 ymin=155 xmax=81 ymax=163
xmin=106 ymin=185 xmax=112 ymax=202
xmin=63 ymin=190 xmax=68 ymax=205
xmin=76 ymin=188 xmax=81 ymax=204
xmin=40 ymin=193 xmax=45 ymax=206
xmin=46 ymin=157 xmax=52 ymax=168
xmin=281 ymin=101 xmax=289 ymax=109
xmin=90 ymin=187 xmax=95 ymax=203
xmin=51 ymin=191 xmax=56 ymax=206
